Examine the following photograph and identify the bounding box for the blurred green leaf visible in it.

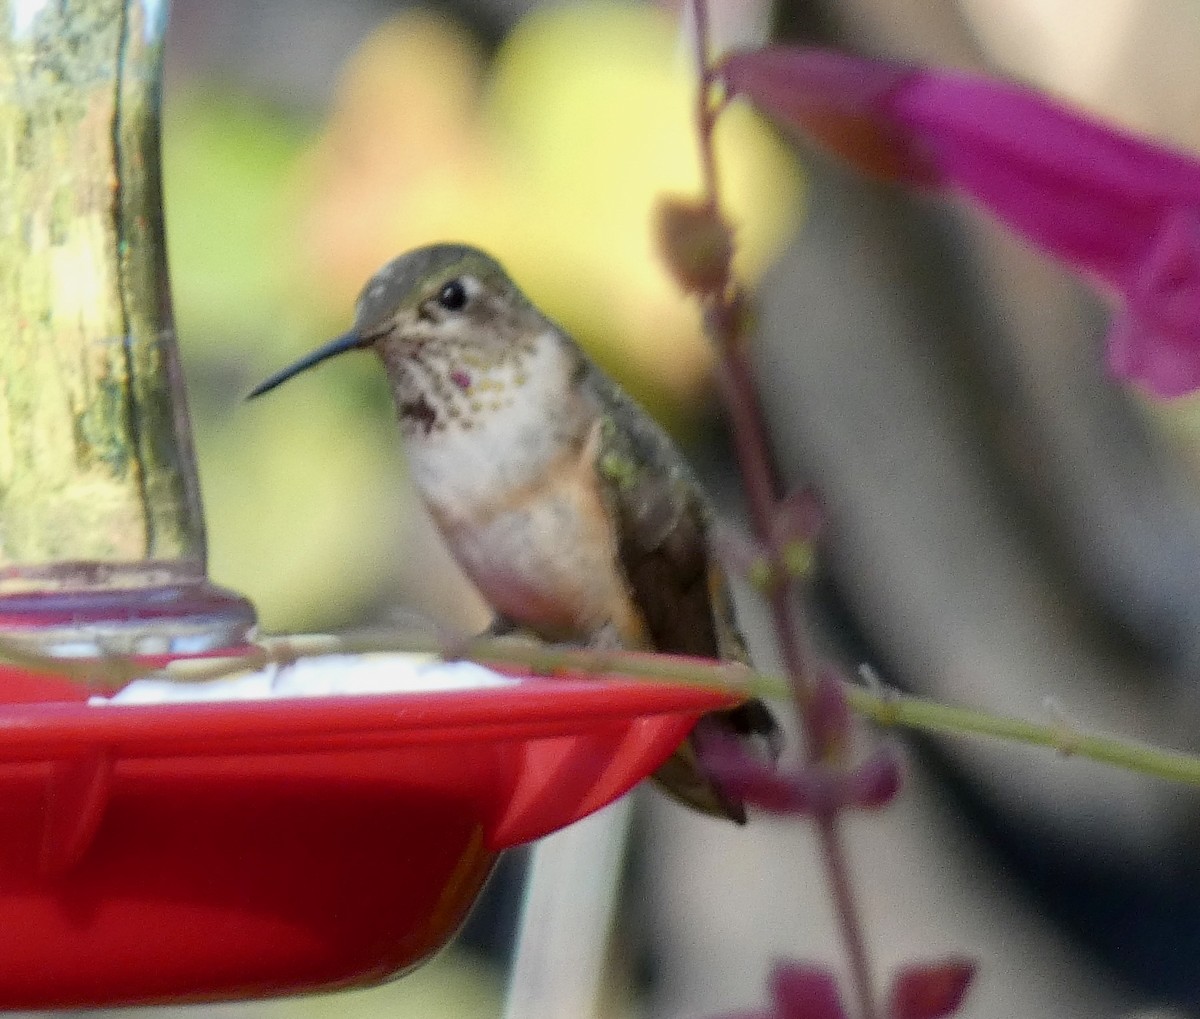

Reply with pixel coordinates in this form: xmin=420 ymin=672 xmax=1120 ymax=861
xmin=164 ymin=88 xmax=312 ymax=345
xmin=164 ymin=86 xmax=406 ymax=632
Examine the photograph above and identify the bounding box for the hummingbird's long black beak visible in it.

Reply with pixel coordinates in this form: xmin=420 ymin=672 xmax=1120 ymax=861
xmin=246 ymin=331 xmax=369 ymax=399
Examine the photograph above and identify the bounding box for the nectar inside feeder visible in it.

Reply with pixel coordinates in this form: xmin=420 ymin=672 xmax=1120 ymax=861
xmin=0 ymin=650 xmax=740 ymax=1009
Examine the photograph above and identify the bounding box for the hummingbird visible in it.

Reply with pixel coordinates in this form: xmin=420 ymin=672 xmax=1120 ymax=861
xmin=249 ymin=243 xmax=779 ymax=822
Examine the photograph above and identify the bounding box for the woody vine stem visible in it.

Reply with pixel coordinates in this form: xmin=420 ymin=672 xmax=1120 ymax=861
xmin=686 ymin=2 xmax=878 ymax=1016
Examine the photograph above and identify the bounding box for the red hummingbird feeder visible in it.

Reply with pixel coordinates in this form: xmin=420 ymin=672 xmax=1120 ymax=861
xmin=0 ymin=654 xmax=736 ymax=1009
xmin=0 ymin=0 xmax=734 ymax=1008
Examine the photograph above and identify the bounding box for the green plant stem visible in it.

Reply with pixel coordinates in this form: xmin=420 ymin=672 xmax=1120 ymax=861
xmin=12 ymin=631 xmax=1200 ymax=786
xmin=842 ymin=683 xmax=1200 ymax=785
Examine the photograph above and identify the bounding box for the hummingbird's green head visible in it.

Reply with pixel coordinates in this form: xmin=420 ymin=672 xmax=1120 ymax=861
xmin=247 ymin=243 xmax=544 ymax=400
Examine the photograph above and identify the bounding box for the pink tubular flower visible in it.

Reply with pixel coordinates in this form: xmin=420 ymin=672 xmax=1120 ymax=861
xmin=719 ymin=46 xmax=1200 ymax=398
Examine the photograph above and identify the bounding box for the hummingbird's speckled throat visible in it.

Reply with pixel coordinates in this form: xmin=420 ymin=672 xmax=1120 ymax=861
xmin=249 ymin=242 xmax=781 ymax=823
xmin=377 ymin=324 xmax=538 ymax=440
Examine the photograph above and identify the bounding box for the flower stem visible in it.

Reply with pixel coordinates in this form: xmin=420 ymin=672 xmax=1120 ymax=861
xmin=689 ymin=0 xmax=721 ymax=210
xmin=687 ymin=2 xmax=878 ymax=1015
xmin=131 ymin=631 xmax=1200 ymax=788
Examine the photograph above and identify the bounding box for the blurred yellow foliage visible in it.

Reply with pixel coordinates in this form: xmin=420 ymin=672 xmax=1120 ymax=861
xmin=298 ymin=1 xmax=803 ymax=418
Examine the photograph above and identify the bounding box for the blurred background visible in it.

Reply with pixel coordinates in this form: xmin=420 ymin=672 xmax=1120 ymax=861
xmin=126 ymin=0 xmax=1200 ymax=1016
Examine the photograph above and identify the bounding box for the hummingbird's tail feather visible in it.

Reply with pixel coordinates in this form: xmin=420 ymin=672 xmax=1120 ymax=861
xmin=653 ymin=699 xmax=781 ymax=824
xmin=652 ymin=733 xmax=747 ymax=824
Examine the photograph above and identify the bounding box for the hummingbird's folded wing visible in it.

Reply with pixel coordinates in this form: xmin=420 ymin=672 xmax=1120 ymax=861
xmin=581 ymin=365 xmax=782 ymax=774
xmin=582 ymin=366 xmax=727 ymax=660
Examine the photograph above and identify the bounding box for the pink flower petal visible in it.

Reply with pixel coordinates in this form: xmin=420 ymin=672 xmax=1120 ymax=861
xmin=721 ymin=47 xmax=1200 ymax=283
xmin=887 ymin=958 xmax=978 ymax=1019
xmin=1105 ymin=310 xmax=1200 ymax=398
xmin=890 ymin=73 xmax=1200 ymax=286
xmin=839 ymin=744 xmax=904 ymax=810
xmin=701 ymin=734 xmax=902 ymax=816
xmin=771 ymin=961 xmax=850 ymax=1019
xmin=1108 ymin=208 xmax=1200 ymax=396
xmin=700 ymin=735 xmax=822 ymax=815
xmin=720 ymin=46 xmax=1200 ymax=397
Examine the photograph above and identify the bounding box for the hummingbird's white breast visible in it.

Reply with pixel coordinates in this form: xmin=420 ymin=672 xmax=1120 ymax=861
xmin=401 ymin=329 xmax=579 ymax=507
xmin=395 ymin=329 xmax=648 ymax=645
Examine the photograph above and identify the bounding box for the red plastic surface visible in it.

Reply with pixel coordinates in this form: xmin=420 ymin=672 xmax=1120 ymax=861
xmin=0 ymin=663 xmax=738 ymax=1008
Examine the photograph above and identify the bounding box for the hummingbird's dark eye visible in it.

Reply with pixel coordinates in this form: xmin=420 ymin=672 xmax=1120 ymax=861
xmin=437 ymin=279 xmax=468 ymax=312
